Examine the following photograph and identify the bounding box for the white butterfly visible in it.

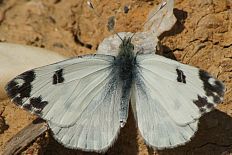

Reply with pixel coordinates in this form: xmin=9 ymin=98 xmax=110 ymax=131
xmin=5 ymin=36 xmax=225 ymax=152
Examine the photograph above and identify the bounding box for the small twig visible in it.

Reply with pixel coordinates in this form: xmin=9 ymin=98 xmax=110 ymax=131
xmin=2 ymin=118 xmax=48 ymax=155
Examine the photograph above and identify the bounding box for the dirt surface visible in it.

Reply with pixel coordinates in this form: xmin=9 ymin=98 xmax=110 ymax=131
xmin=0 ymin=0 xmax=231 ymax=154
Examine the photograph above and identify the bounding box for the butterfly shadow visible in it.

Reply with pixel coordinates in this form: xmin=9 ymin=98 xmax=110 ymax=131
xmin=157 ymin=44 xmax=177 ymax=61
xmin=159 ymin=8 xmax=188 ymax=40
xmin=147 ymin=109 xmax=232 ymax=155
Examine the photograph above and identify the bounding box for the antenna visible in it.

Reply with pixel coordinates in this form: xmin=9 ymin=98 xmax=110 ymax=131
xmin=143 ymin=1 xmax=167 ymax=26
xmin=130 ymin=1 xmax=167 ymax=40
xmin=87 ymin=0 xmax=123 ymax=41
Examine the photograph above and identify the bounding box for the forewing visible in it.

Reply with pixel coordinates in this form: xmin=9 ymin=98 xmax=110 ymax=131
xmin=5 ymin=54 xmax=117 ymax=127
xmin=132 ymin=53 xmax=225 ymax=148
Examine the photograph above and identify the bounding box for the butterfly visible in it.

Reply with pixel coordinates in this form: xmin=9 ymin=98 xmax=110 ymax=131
xmin=5 ymin=35 xmax=225 ymax=152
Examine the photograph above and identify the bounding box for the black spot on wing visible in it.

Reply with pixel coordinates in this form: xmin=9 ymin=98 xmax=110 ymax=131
xmin=199 ymin=107 xmax=206 ymax=113
xmin=13 ymin=96 xmax=23 ymax=106
xmin=193 ymin=95 xmax=208 ymax=108
xmin=206 ymin=103 xmax=214 ymax=109
xmin=30 ymin=96 xmax=48 ymax=113
xmin=53 ymin=69 xmax=64 ymax=84
xmin=23 ymin=104 xmax=32 ymax=111
xmin=199 ymin=69 xmax=225 ymax=103
xmin=21 ymin=70 xmax=35 ymax=83
xmin=193 ymin=95 xmax=214 ymax=113
xmin=176 ymin=68 xmax=186 ymax=84
xmin=5 ymin=70 xmax=36 ymax=105
xmin=6 ymin=81 xmax=18 ymax=98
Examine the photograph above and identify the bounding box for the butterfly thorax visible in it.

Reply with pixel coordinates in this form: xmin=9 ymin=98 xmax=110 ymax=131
xmin=115 ymin=37 xmax=135 ymax=82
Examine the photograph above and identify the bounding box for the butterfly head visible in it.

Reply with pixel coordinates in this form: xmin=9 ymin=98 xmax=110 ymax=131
xmin=118 ymin=37 xmax=135 ymax=57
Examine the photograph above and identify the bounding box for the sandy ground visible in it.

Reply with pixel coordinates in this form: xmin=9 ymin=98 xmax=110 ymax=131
xmin=0 ymin=0 xmax=231 ymax=154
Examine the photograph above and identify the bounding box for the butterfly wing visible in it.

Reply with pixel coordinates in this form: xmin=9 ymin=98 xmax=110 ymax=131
xmin=132 ymin=53 xmax=225 ymax=148
xmin=6 ymin=54 xmax=123 ymax=151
